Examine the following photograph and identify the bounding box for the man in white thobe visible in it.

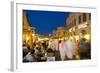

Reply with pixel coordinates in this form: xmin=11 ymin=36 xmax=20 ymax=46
xmin=66 ymin=39 xmax=76 ymax=59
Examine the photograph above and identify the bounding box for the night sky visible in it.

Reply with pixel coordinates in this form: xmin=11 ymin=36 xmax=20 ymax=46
xmin=23 ymin=10 xmax=69 ymax=36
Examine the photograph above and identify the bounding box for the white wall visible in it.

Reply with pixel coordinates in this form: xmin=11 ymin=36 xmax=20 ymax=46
xmin=0 ymin=0 xmax=100 ymax=73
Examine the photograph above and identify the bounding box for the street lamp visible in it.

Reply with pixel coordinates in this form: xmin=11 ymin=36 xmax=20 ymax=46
xmin=84 ymin=34 xmax=90 ymax=40
xmin=32 ymin=33 xmax=35 ymax=37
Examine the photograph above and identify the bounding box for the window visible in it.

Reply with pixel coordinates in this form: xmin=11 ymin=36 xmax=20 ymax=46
xmin=89 ymin=13 xmax=91 ymax=20
xmin=74 ymin=19 xmax=76 ymax=26
xmin=83 ymin=13 xmax=86 ymax=22
xmin=79 ymin=15 xmax=81 ymax=24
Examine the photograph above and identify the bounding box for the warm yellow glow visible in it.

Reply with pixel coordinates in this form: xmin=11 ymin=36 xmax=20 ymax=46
xmin=26 ymin=36 xmax=29 ymax=41
xmin=44 ymin=38 xmax=49 ymax=40
xmin=69 ymin=36 xmax=73 ymax=40
xmin=36 ymin=45 xmax=39 ymax=47
xmin=84 ymin=34 xmax=90 ymax=40
xmin=38 ymin=38 xmax=43 ymax=41
xmin=75 ymin=35 xmax=79 ymax=40
xmin=36 ymin=41 xmax=39 ymax=43
xmin=76 ymin=54 xmax=80 ymax=60
xmin=32 ymin=34 xmax=35 ymax=37
xmin=58 ymin=38 xmax=64 ymax=41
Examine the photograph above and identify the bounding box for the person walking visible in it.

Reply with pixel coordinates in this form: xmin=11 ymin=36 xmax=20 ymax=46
xmin=59 ymin=40 xmax=66 ymax=61
xmin=65 ymin=39 xmax=76 ymax=60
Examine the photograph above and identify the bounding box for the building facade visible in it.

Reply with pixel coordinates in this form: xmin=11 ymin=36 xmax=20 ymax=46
xmin=23 ymin=12 xmax=35 ymax=48
xmin=51 ymin=27 xmax=68 ymax=40
xmin=66 ymin=12 xmax=91 ymax=41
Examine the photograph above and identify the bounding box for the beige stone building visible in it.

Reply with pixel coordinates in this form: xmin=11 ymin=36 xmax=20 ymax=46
xmin=66 ymin=12 xmax=91 ymax=41
xmin=56 ymin=27 xmax=67 ymax=38
xmin=23 ymin=12 xmax=35 ymax=48
xmin=51 ymin=27 xmax=68 ymax=39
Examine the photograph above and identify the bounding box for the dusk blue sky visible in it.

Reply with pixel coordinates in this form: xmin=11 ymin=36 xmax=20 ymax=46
xmin=23 ymin=10 xmax=69 ymax=36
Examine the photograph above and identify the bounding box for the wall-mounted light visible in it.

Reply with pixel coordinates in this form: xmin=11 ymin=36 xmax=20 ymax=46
xmin=84 ymin=34 xmax=90 ymax=40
